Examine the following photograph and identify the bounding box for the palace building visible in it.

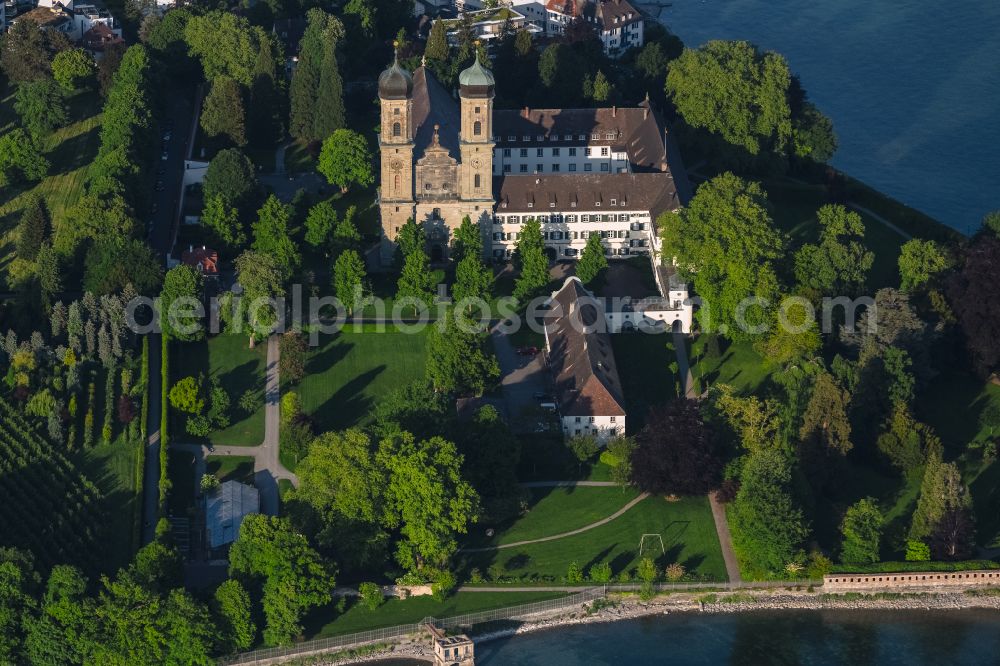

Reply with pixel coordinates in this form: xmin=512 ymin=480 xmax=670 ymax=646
xmin=376 ymin=52 xmax=692 ymax=265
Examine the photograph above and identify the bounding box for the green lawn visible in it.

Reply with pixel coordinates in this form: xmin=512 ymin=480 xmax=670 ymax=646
xmin=918 ymin=371 xmax=1000 ymax=450
xmin=0 ymin=89 xmax=102 ymax=288
xmin=465 ymin=486 xmax=642 ymax=549
xmin=611 ymin=332 xmax=678 ymax=432
xmin=459 ymin=495 xmax=727 ymax=583
xmin=294 ymin=328 xmax=428 ymax=434
xmin=73 ymin=439 xmax=143 ymax=573
xmin=689 ymin=336 xmax=771 ymax=396
xmin=515 ymin=433 xmax=614 ymax=482
xmin=167 ymin=449 xmax=197 ymax=515
xmin=173 ymin=334 xmax=267 ymax=446
xmin=303 ymin=591 xmax=566 ymax=640
xmin=205 ymin=455 xmax=255 ymax=485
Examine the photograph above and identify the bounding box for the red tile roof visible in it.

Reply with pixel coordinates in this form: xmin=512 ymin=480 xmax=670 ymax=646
xmin=181 ymin=246 xmax=219 ymax=275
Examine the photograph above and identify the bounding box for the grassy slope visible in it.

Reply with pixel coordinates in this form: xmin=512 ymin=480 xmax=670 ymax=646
xmin=172 ymin=334 xmax=268 ymax=446
xmin=0 ymin=89 xmax=103 ymax=288
xmin=295 ymin=329 xmax=428 ymax=433
xmin=303 ymin=592 xmax=566 ymax=639
xmin=464 ymin=486 xmax=643 ymax=548
xmin=459 ymin=495 xmax=727 ymax=582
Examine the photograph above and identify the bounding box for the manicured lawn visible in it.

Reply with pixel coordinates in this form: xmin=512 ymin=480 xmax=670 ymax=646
xmin=294 ymin=328 xmax=428 ymax=433
xmin=167 ymin=449 xmax=197 ymax=515
xmin=515 ymin=433 xmax=614 ymax=482
xmin=918 ymin=371 xmax=1000 ymax=450
xmin=0 ymin=89 xmax=102 ymax=288
xmin=205 ymin=455 xmax=255 ymax=485
xmin=689 ymin=336 xmax=771 ymax=396
xmin=611 ymin=332 xmax=677 ymax=431
xmin=459 ymin=495 xmax=727 ymax=583
xmin=302 ymin=592 xmax=567 ymax=639
xmin=74 ymin=438 xmax=144 ymax=573
xmin=173 ymin=334 xmax=267 ymax=446
xmin=465 ymin=486 xmax=642 ymax=548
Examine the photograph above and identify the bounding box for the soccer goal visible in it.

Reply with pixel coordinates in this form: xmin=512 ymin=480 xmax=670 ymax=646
xmin=638 ymin=534 xmax=665 ymax=558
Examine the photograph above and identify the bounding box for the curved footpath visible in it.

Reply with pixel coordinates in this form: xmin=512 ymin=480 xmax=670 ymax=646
xmin=460 ymin=492 xmax=650 ymax=553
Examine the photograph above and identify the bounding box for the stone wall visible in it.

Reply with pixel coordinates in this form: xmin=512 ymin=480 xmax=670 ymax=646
xmin=824 ymin=570 xmax=1000 ymax=591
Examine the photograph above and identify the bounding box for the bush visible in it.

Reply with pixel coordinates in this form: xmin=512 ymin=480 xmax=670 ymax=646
xmin=566 ymin=561 xmax=584 ymax=584
xmin=567 ymin=434 xmax=599 ymax=463
xmin=359 ymin=582 xmax=384 ymax=611
xmin=637 ymin=557 xmax=658 ymax=584
xmin=587 ymin=562 xmax=612 ymax=583
xmin=487 ymin=563 xmax=505 ymax=582
xmin=469 ymin=568 xmax=483 ymax=584
xmin=432 ymin=570 xmax=457 ymax=602
xmin=665 ymin=563 xmax=685 ymax=582
xmin=200 ymin=473 xmax=219 ymax=493
xmin=905 ymin=540 xmax=931 ymax=562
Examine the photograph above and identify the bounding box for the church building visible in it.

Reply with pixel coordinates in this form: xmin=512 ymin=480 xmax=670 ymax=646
xmin=376 ymin=52 xmax=691 ymax=265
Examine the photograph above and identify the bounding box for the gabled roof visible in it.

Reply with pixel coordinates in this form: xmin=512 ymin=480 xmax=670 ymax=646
xmin=494 ymin=172 xmax=681 ymax=219
xmin=205 ymin=481 xmax=259 ymax=549
xmin=411 ymin=67 xmax=461 ymax=160
xmin=545 ymin=278 xmax=626 ymax=417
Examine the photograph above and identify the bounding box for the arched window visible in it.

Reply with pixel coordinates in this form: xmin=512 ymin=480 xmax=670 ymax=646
xmin=474 ymin=174 xmax=481 ymax=189
xmin=473 ymin=120 xmax=482 ymax=136
xmin=392 ymin=122 xmax=401 ymax=137
xmin=393 ymin=174 xmax=400 ymax=193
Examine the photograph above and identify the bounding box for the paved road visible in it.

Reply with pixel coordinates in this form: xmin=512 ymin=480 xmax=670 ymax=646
xmin=461 ymin=493 xmax=650 ymax=553
xmin=848 ymin=202 xmax=913 ymax=240
xmin=171 ymin=335 xmax=297 ymax=516
xmin=490 ymin=323 xmax=549 ymax=433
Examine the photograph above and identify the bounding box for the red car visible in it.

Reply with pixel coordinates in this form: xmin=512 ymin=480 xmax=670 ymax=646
xmin=516 ymin=346 xmax=540 ymax=356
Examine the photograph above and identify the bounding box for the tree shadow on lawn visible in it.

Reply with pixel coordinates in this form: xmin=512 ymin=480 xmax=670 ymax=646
xmin=312 ymin=365 xmax=385 ymax=432
xmin=305 ymin=334 xmax=354 ymax=375
xmin=48 ymin=124 xmax=100 ymax=174
xmin=582 ymin=544 xmax=618 ymax=573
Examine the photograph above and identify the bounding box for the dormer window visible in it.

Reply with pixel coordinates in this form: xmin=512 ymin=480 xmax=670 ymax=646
xmin=528 ymin=202 xmax=534 ymax=208
xmin=578 ymin=134 xmax=586 ymax=141
xmin=610 ymin=199 xmax=617 ymax=206
xmin=591 ymin=132 xmax=600 ymax=140
xmin=523 ymin=135 xmax=530 ymax=141
xmin=536 ymin=135 xmax=544 ymax=141
xmin=596 ymin=202 xmax=601 ymax=207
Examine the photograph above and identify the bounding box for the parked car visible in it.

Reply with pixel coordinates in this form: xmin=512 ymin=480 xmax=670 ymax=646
xmin=161 ymin=150 xmax=169 ymax=160
xmin=516 ymin=346 xmax=540 ymax=356
xmin=538 ymin=402 xmax=558 ymax=412
xmin=533 ymin=392 xmax=555 ymax=402
xmin=155 ymin=181 xmax=164 ymax=191
xmin=162 ymin=131 xmax=172 ymax=141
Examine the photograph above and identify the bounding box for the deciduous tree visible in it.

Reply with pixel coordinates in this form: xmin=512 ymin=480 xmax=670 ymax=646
xmin=15 ymin=78 xmax=68 ymax=140
xmin=160 ymin=265 xmax=204 ymax=341
xmin=794 ymin=205 xmax=873 ymax=297
xmin=658 ymin=174 xmax=784 ymax=340
xmin=0 ymin=129 xmax=49 ymax=185
xmin=898 ymin=239 xmax=952 ymax=292
xmin=200 ymin=76 xmax=247 ymax=147
xmin=52 ymin=48 xmax=95 ymax=91
xmin=576 ymin=233 xmax=608 ymax=285
xmin=318 ymin=129 xmax=374 ymax=193
xmin=252 ymin=195 xmax=300 ymax=280
xmin=631 ymin=399 xmax=722 ymax=496
xmin=513 ymin=218 xmax=549 ymax=301
xmin=946 ymin=235 xmax=1000 ymax=376
xmin=840 ymin=498 xmax=882 ymax=564
xmin=332 ymin=249 xmax=367 ymax=314
xmin=425 ymin=312 xmax=500 ymax=396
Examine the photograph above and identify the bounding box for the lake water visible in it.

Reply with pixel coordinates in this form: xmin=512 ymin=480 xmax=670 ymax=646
xmin=645 ymin=0 xmax=1000 ymax=232
xmin=475 ymin=609 xmax=1000 ymax=664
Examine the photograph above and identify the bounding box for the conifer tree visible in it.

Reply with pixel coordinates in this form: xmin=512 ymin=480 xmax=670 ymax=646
xmin=513 ymin=218 xmax=549 ymax=301
xmin=16 ymin=194 xmax=50 ymax=261
xmin=201 ymin=76 xmax=247 ymax=146
xmin=249 ymin=37 xmax=284 ymax=147
xmin=576 ymin=233 xmax=607 ymax=284
xmin=313 ymin=42 xmax=346 ymax=140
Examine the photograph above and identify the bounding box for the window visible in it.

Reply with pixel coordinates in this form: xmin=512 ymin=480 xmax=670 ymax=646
xmin=610 ymin=416 xmax=616 ymax=423
xmin=392 ymin=122 xmax=401 ymax=137
xmin=536 ymin=164 xmax=543 ymax=172
xmin=536 ymin=135 xmax=544 ymax=141
xmin=475 ymin=106 xmax=481 ymax=113
xmin=585 ymin=164 xmax=593 ymax=172
xmin=552 ymin=164 xmax=560 ymax=172
xmin=601 ymin=163 xmax=610 ymax=172
xmin=575 ymin=417 xmax=581 ymax=423
xmin=582 ymin=215 xmax=590 ymax=222
xmin=393 ymin=108 xmax=400 ymax=115
xmin=552 ymin=148 xmax=560 ymax=156
xmin=503 ymin=148 xmax=511 ymax=157
xmin=509 ymin=215 xmax=519 ymax=223
xmin=586 ymin=148 xmax=594 ymax=157
xmin=393 ymin=174 xmax=400 ymax=192
xmin=474 ymin=120 xmax=482 ymax=136
xmin=520 ymin=164 xmax=528 ymax=173
xmin=578 ymin=134 xmax=586 ymax=141
xmin=591 ymin=132 xmax=600 ymax=140
xmin=520 ymin=148 xmax=528 ymax=158
xmin=508 ymin=135 xmax=516 ymax=141
xmin=569 ymin=164 xmax=577 ymax=172
xmin=589 ymin=416 xmax=596 ymax=423
xmin=569 ymin=147 xmax=577 ymax=156
xmin=601 ymin=147 xmax=609 ymax=156
xmin=474 ymin=174 xmax=481 ymax=188
xmin=523 ymin=135 xmax=530 ymax=141
xmin=610 ymin=199 xmax=617 ymax=206
xmin=605 ymin=132 xmax=616 ymax=140
xmin=564 ymin=134 xmax=572 ymax=141
xmin=504 ymin=164 xmax=512 ymax=173
xmin=536 ymin=148 xmax=544 ymax=157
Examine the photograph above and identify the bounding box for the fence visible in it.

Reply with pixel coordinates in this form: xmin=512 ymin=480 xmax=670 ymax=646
xmin=217 ymin=587 xmax=606 ymax=665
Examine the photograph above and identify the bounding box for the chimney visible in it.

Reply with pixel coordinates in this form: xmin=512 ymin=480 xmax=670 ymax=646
xmin=612 ymin=106 xmax=616 ymax=118
xmin=522 ymin=106 xmax=530 ymax=118
xmin=189 ymin=245 xmax=193 ymax=252
xmin=644 ymin=106 xmax=649 ymax=120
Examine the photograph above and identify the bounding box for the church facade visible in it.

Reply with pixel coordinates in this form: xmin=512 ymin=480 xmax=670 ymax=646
xmin=376 ymin=53 xmax=692 ymax=265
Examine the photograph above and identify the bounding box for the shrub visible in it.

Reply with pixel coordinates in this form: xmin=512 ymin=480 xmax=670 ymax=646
xmin=469 ymin=568 xmax=483 ymax=584
xmin=665 ymin=563 xmax=685 ymax=582
xmin=566 ymin=561 xmax=584 ymax=584
xmin=432 ymin=570 xmax=457 ymax=602
xmin=359 ymin=582 xmax=383 ymax=611
xmin=905 ymin=540 xmax=931 ymax=562
xmin=200 ymin=473 xmax=219 ymax=493
xmin=588 ymin=562 xmax=612 ymax=583
xmin=487 ymin=563 xmax=505 ymax=582
xmin=806 ymin=551 xmax=833 ymax=579
xmin=637 ymin=557 xmax=658 ymax=584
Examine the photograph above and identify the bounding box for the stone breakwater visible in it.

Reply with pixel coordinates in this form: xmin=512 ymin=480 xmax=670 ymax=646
xmin=312 ymin=589 xmax=1000 ymax=665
